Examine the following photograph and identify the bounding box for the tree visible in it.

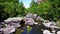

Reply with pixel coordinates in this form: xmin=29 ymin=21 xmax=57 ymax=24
xmin=0 ymin=3 xmax=5 ymax=22
xmin=26 ymin=0 xmax=38 ymax=13
xmin=0 ymin=0 xmax=25 ymax=22
xmin=16 ymin=2 xmax=25 ymax=16
xmin=0 ymin=0 xmax=18 ymax=3
xmin=37 ymin=1 xmax=53 ymax=20
xmin=29 ymin=0 xmax=60 ymax=21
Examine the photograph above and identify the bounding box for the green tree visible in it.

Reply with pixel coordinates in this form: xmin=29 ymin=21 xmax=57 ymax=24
xmin=0 ymin=0 xmax=18 ymax=3
xmin=26 ymin=0 xmax=38 ymax=13
xmin=0 ymin=0 xmax=25 ymax=22
xmin=0 ymin=3 xmax=5 ymax=22
xmin=29 ymin=0 xmax=60 ymax=21
xmin=16 ymin=2 xmax=25 ymax=16
xmin=37 ymin=1 xmax=53 ymax=20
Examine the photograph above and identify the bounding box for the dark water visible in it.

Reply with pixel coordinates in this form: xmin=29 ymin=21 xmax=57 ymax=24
xmin=22 ymin=27 xmax=27 ymax=34
xmin=29 ymin=25 xmax=43 ymax=34
xmin=22 ymin=24 xmax=43 ymax=34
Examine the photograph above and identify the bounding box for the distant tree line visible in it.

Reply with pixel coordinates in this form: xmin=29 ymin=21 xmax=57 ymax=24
xmin=0 ymin=0 xmax=60 ymax=22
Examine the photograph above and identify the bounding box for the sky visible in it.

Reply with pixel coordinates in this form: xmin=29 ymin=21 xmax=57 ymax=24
xmin=19 ymin=0 xmax=37 ymax=8
xmin=19 ymin=0 xmax=32 ymax=8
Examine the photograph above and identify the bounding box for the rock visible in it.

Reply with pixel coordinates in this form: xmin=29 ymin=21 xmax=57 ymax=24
xmin=57 ymin=31 xmax=60 ymax=34
xmin=43 ymin=30 xmax=51 ymax=34
xmin=25 ymin=18 xmax=35 ymax=25
xmin=25 ymin=13 xmax=33 ymax=18
xmin=43 ymin=20 xmax=52 ymax=27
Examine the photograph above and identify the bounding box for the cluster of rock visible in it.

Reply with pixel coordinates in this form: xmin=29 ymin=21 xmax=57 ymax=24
xmin=42 ymin=20 xmax=60 ymax=34
xmin=0 ymin=13 xmax=38 ymax=34
xmin=25 ymin=13 xmax=60 ymax=34
xmin=43 ymin=29 xmax=60 ymax=34
xmin=0 ymin=17 xmax=22 ymax=34
xmin=0 ymin=13 xmax=60 ymax=34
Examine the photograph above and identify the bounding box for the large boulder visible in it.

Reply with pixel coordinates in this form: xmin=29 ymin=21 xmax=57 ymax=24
xmin=57 ymin=31 xmax=60 ymax=34
xmin=25 ymin=18 xmax=35 ymax=25
xmin=3 ymin=25 xmax=15 ymax=34
xmin=43 ymin=30 xmax=51 ymax=34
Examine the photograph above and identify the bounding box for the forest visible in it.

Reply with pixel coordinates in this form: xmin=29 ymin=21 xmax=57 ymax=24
xmin=0 ymin=0 xmax=60 ymax=22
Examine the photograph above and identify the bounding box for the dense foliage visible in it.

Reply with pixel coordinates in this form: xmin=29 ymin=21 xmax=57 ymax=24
xmin=0 ymin=0 xmax=60 ymax=22
xmin=26 ymin=0 xmax=60 ymax=21
xmin=0 ymin=0 xmax=25 ymax=22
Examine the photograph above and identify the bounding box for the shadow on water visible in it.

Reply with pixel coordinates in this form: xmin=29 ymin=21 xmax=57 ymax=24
xmin=22 ymin=27 xmax=27 ymax=34
xmin=29 ymin=24 xmax=43 ymax=34
xmin=21 ymin=24 xmax=43 ymax=34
